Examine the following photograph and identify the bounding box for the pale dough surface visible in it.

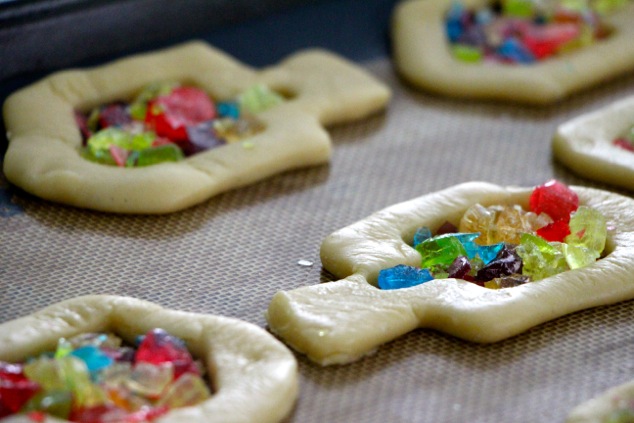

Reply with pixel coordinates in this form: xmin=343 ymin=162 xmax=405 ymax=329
xmin=566 ymin=380 xmax=634 ymax=423
xmin=0 ymin=295 xmax=298 ymax=423
xmin=266 ymin=182 xmax=634 ymax=365
xmin=2 ymin=41 xmax=390 ymax=214
xmin=391 ymin=0 xmax=634 ymax=104
xmin=553 ymin=95 xmax=634 ymax=191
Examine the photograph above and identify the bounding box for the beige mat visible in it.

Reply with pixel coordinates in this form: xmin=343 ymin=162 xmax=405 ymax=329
xmin=2 ymin=57 xmax=634 ymax=422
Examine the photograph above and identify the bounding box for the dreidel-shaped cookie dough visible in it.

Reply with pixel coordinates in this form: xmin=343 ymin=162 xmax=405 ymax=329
xmin=0 ymin=296 xmax=298 ymax=422
xmin=267 ymin=182 xmax=634 ymax=365
xmin=3 ymin=41 xmax=390 ymax=213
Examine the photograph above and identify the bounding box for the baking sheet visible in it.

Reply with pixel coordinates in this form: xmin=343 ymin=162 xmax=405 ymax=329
xmin=2 ymin=19 xmax=634 ymax=423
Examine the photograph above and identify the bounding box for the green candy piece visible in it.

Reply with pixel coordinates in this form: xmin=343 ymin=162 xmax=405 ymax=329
xmin=87 ymin=127 xmax=130 ymax=153
xmin=516 ymin=233 xmax=569 ymax=281
xmin=135 ymin=144 xmax=184 ymax=167
xmin=238 ymin=84 xmax=285 ymax=114
xmin=565 ymin=206 xmax=607 ymax=257
xmin=86 ymin=128 xmax=155 ymax=154
xmin=81 ymin=148 xmax=116 ymax=166
xmin=503 ymin=0 xmax=535 ymax=17
xmin=452 ymin=44 xmax=483 ymax=63
xmin=562 ymin=243 xmax=599 ymax=270
xmin=21 ymin=390 xmax=73 ymax=419
xmin=416 ymin=234 xmax=467 ymax=271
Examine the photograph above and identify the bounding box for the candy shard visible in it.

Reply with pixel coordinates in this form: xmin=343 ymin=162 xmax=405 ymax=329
xmin=416 ymin=234 xmax=467 ymax=271
xmin=378 ymin=264 xmax=434 ymax=290
xmin=529 ymin=179 xmax=579 ymax=222
xmin=475 ymin=245 xmax=522 ymax=282
xmin=238 ymin=84 xmax=285 ymax=114
xmin=564 ymin=205 xmax=607 ymax=256
xmin=516 ymin=233 xmax=569 ymax=281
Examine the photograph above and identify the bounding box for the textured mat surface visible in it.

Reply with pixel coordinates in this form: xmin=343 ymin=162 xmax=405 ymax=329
xmin=2 ymin=57 xmax=634 ymax=422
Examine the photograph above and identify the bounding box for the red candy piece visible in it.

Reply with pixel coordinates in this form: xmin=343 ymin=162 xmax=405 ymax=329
xmin=613 ymin=138 xmax=634 ymax=152
xmin=529 ymin=179 xmax=579 ymax=222
xmin=135 ymin=329 xmax=199 ymax=379
xmin=0 ymin=379 xmax=40 ymax=413
xmin=0 ymin=361 xmax=40 ymax=414
xmin=145 ymin=87 xmax=216 ymax=142
xmin=109 ymin=145 xmax=129 ymax=167
xmin=536 ymin=220 xmax=571 ymax=242
xmin=522 ymin=23 xmax=580 ymax=59
xmin=26 ymin=411 xmax=47 ymax=422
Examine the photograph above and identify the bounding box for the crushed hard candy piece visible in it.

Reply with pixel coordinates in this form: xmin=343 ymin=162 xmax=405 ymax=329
xmin=134 ymin=144 xmax=184 ymax=167
xmin=238 ymin=84 xmax=284 ymax=114
xmin=135 ymin=329 xmax=198 ymax=379
xmin=484 ymin=274 xmax=530 ymax=289
xmin=413 ymin=226 xmax=432 ymax=247
xmin=184 ymin=120 xmax=226 ymax=155
xmin=378 ymin=264 xmax=434 ymax=290
xmin=156 ymin=373 xmax=211 ymax=408
xmin=516 ymin=233 xmax=569 ymax=280
xmin=529 ymin=179 xmax=579 ymax=222
xmin=98 ymin=103 xmax=132 ymax=129
xmin=536 ymin=219 xmax=571 ymax=242
xmin=416 ymin=234 xmax=467 ymax=271
xmin=565 ymin=205 xmax=607 ymax=256
xmin=475 ymin=245 xmax=522 ymax=281
xmin=145 ymin=87 xmax=216 ymax=141
xmin=447 ymin=256 xmax=471 ymax=279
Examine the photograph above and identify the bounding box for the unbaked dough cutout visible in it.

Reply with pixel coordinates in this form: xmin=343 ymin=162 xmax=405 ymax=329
xmin=391 ymin=0 xmax=634 ymax=104
xmin=566 ymin=380 xmax=634 ymax=423
xmin=0 ymin=295 xmax=298 ymax=423
xmin=2 ymin=41 xmax=390 ymax=214
xmin=266 ymin=182 xmax=634 ymax=365
xmin=553 ymin=95 xmax=634 ymax=191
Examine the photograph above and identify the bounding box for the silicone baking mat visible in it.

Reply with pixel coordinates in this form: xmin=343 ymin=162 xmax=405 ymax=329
xmin=2 ymin=37 xmax=634 ymax=423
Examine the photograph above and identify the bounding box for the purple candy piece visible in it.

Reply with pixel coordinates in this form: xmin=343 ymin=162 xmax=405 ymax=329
xmin=183 ymin=120 xmax=226 ymax=156
xmin=447 ymin=256 xmax=471 ymax=279
xmin=475 ymin=246 xmax=522 ymax=281
xmin=98 ymin=103 xmax=132 ymax=129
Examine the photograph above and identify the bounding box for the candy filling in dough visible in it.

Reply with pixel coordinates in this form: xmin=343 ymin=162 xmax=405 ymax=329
xmin=446 ymin=0 xmax=618 ymax=64
xmin=552 ymin=95 xmax=634 ymax=191
xmin=391 ymin=0 xmax=634 ymax=104
xmin=78 ymin=82 xmax=284 ymax=168
xmin=0 ymin=328 xmax=212 ymax=421
xmin=0 ymin=295 xmax=299 ymax=423
xmin=378 ymin=180 xmax=607 ymax=290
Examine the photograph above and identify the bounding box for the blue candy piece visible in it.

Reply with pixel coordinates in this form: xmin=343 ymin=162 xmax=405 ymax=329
xmin=448 ymin=233 xmax=480 ymax=258
xmin=70 ymin=345 xmax=114 ymax=375
xmin=378 ymin=264 xmax=434 ymax=290
xmin=476 ymin=242 xmax=505 ymax=265
xmin=217 ymin=102 xmax=241 ymax=119
xmin=413 ymin=227 xmax=433 ymax=247
xmin=497 ymin=38 xmax=536 ymax=64
xmin=446 ymin=1 xmax=466 ymax=42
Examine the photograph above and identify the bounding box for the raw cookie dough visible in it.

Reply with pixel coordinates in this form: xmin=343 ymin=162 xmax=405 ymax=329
xmin=553 ymin=95 xmax=634 ymax=191
xmin=266 ymin=182 xmax=634 ymax=365
xmin=566 ymin=380 xmax=634 ymax=423
xmin=2 ymin=41 xmax=390 ymax=214
xmin=391 ymin=0 xmax=634 ymax=104
xmin=0 ymin=295 xmax=298 ymax=423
